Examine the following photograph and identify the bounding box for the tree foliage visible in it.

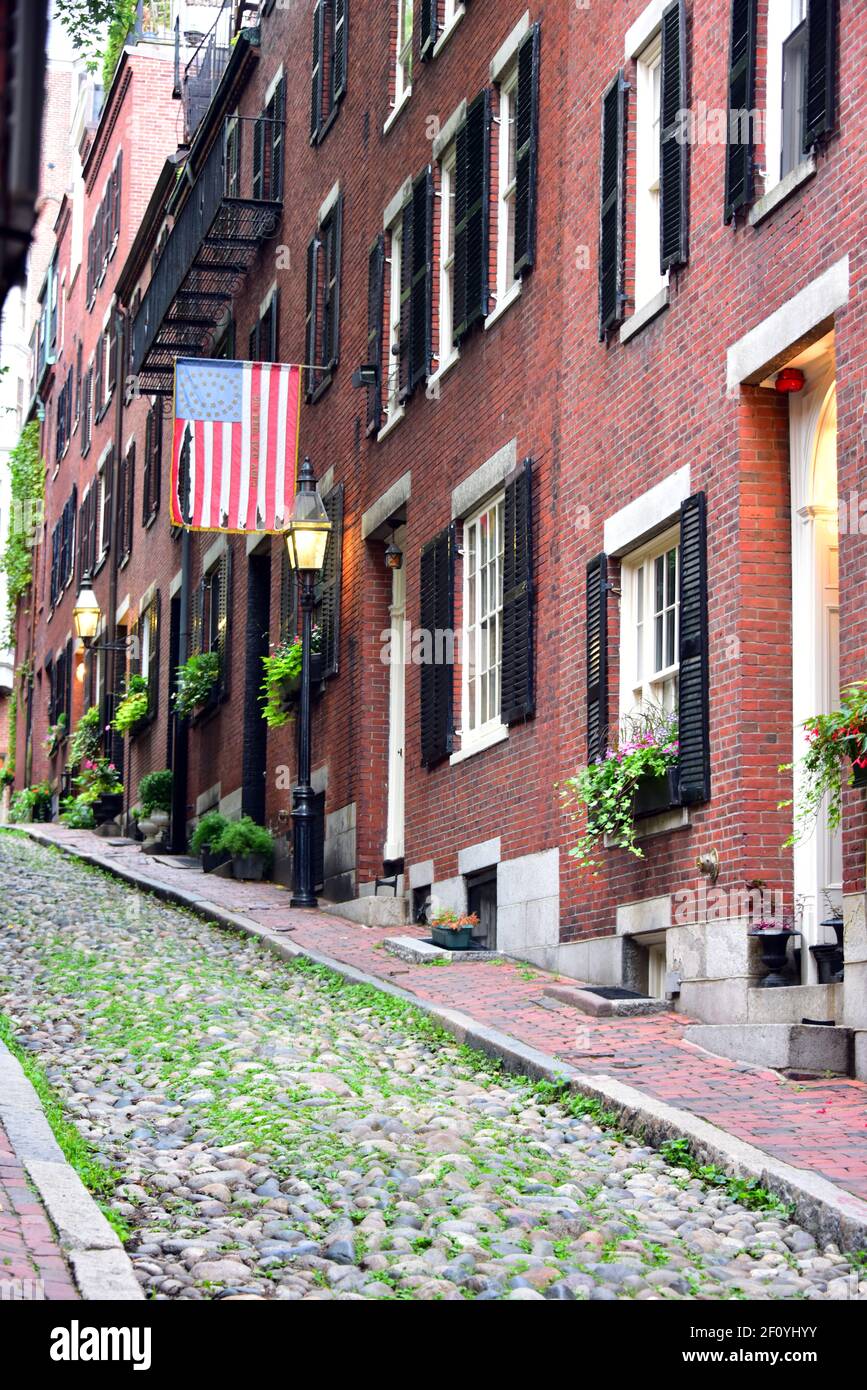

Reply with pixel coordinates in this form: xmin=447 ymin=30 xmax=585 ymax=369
xmin=1 ymin=421 xmax=44 ymax=641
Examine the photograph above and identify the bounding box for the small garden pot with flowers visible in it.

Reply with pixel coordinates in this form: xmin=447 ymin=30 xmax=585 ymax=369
xmin=260 ymin=627 xmax=323 ymax=730
xmin=748 ymin=918 xmax=798 ymax=988
xmin=430 ymin=909 xmax=481 ymax=951
xmin=780 ymin=680 xmax=867 ymax=846
xmin=112 ymin=674 xmax=150 ymax=736
xmin=74 ymin=757 xmax=124 ymax=825
xmin=561 ymin=709 xmax=680 ymax=874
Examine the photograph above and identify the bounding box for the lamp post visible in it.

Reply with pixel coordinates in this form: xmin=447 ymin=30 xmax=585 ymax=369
xmin=283 ymin=457 xmax=332 ymax=909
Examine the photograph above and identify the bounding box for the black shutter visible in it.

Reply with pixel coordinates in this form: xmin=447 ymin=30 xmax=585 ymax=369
xmin=366 ymin=233 xmax=385 ymax=434
xmin=304 ymin=235 xmax=318 ymax=399
xmin=310 ymin=0 xmax=325 ymax=139
xmin=803 ymin=0 xmax=836 ymax=150
xmin=86 ymin=229 xmax=94 ymax=304
xmin=50 ymin=526 xmax=59 ymax=606
xmin=453 ymin=89 xmax=491 ymax=344
xmin=271 ymin=77 xmax=285 ymax=200
xmin=586 ymin=553 xmax=609 ymax=763
xmin=514 ymin=22 xmax=541 ymax=276
xmin=660 ymin=0 xmax=689 ymax=272
xmin=325 ymin=194 xmax=342 ymax=370
xmin=151 ymin=399 xmax=163 ymax=519
xmin=107 ymin=314 xmax=118 ymax=396
xmin=102 ymin=450 xmax=113 ymax=556
xmin=94 ymin=336 xmax=104 ymax=415
xmin=148 ymin=592 xmax=161 ymax=719
xmin=87 ymin=480 xmax=97 ymax=573
xmin=501 ymin=458 xmax=535 ymax=725
xmin=678 ymin=492 xmax=710 ymax=804
xmin=420 ymin=0 xmax=438 ymax=60
xmin=409 ymin=168 xmax=433 ymax=391
xmin=332 ymin=0 xmax=347 ymax=105
xmin=724 ymin=0 xmax=758 ymax=222
xmin=398 ymin=193 xmax=413 ymax=399
xmin=142 ymin=406 xmax=152 ymax=524
xmin=113 ymin=150 xmax=122 ymax=243
xmin=279 ymin=546 xmax=297 ymax=643
xmin=75 ymin=340 xmax=82 ymax=425
xmin=420 ymin=524 xmax=455 ymax=768
xmin=190 ymin=580 xmax=205 ymax=657
xmin=316 ymin=484 xmax=344 ymax=678
xmin=123 ymin=444 xmax=135 ymax=561
xmin=217 ymin=548 xmax=232 ymax=698
xmin=252 ymin=113 xmax=265 ymax=200
xmin=598 ymin=71 xmax=626 ymax=337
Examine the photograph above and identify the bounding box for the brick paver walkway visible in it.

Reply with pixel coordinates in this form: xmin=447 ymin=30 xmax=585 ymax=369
xmin=22 ymin=825 xmax=867 ymax=1205
xmin=0 ymin=1119 xmax=79 ymax=1300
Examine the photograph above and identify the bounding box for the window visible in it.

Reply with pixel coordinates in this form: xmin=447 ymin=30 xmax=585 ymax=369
xmin=191 ymin=549 xmax=233 ymax=707
xmin=250 ymin=289 xmax=280 ymax=363
xmin=437 ymin=145 xmax=457 ymax=372
xmin=462 ymin=495 xmax=505 ymax=743
xmin=421 ymin=0 xmax=464 ymax=58
xmin=136 ymin=591 xmax=161 ymax=726
xmin=142 ymin=399 xmax=162 ymax=525
xmin=96 ymin=447 xmax=114 ymax=563
xmin=620 ymin=527 xmax=680 ymax=716
xmin=634 ymin=37 xmax=666 ymax=312
xmin=81 ymin=361 xmax=94 ymax=456
xmin=495 ymin=68 xmax=519 ymax=303
xmin=255 ymin=72 xmax=285 ymax=200
xmin=50 ymin=488 xmax=77 ymax=608
xmin=118 ymin=443 xmax=135 ymax=565
xmin=766 ymin=0 xmax=809 ymax=187
xmin=393 ymin=0 xmax=413 ymax=111
xmin=310 ymin=2 xmax=347 ymax=142
xmin=305 ymin=193 xmax=343 ymax=401
xmin=385 ymin=221 xmax=403 ymax=420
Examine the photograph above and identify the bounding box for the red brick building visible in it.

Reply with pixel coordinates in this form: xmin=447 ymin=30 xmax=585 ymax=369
xmin=11 ymin=1 xmax=867 ymax=1069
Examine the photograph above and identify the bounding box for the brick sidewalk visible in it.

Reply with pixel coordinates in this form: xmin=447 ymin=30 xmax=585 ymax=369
xmin=0 ymin=1120 xmax=79 ymax=1300
xmin=26 ymin=826 xmax=867 ymax=1205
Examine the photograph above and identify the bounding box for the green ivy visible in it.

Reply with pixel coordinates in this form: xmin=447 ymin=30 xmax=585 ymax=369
xmin=1 ymin=421 xmax=44 ymax=642
xmin=101 ymin=0 xmax=137 ymax=91
xmin=779 ymin=680 xmax=867 ymax=847
xmin=173 ymin=650 xmax=220 ymax=719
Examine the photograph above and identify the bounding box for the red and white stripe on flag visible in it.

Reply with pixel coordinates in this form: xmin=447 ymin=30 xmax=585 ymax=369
xmin=171 ymin=358 xmax=301 ymax=533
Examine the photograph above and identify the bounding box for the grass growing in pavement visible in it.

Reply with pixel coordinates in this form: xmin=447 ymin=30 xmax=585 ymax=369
xmin=0 ymin=1011 xmax=130 ymax=1241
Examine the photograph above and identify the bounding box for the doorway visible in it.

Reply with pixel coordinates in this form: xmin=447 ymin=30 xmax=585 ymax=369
xmin=384 ymin=527 xmax=406 ymax=864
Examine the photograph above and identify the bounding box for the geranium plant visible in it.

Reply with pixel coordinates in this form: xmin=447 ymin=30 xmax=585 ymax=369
xmin=561 ymin=707 xmax=679 ymax=874
xmin=780 ymin=680 xmax=867 ymax=847
xmin=113 ymin=673 xmax=150 ymax=734
xmin=260 ymin=626 xmax=322 ymax=730
xmin=74 ymin=757 xmax=123 ymax=805
xmin=173 ymin=650 xmax=221 ymax=719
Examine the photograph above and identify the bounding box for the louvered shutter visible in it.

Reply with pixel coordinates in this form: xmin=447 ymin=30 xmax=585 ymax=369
xmin=598 ymin=72 xmax=626 ymax=338
xmin=94 ymin=337 xmax=104 ymax=415
xmin=420 ymin=524 xmax=455 ymax=768
xmin=409 ymin=168 xmax=433 ymax=391
xmin=142 ymin=407 xmax=152 ymax=525
xmin=304 ymin=235 xmax=318 ymax=399
xmin=310 ymin=0 xmax=324 ymax=139
xmin=420 ymin=0 xmax=438 ymax=59
xmin=50 ymin=526 xmax=59 ymax=606
xmin=86 ymin=230 xmax=94 ymax=304
xmin=453 ymin=90 xmax=491 ymax=344
xmin=252 ymin=113 xmax=265 ymax=200
xmin=325 ymin=195 xmax=343 ymax=370
xmin=113 ymin=150 xmax=122 ymax=243
xmin=660 ymin=0 xmax=689 ymax=272
xmin=66 ymin=367 xmax=73 ymax=441
xmin=279 ymin=546 xmax=297 ymax=643
xmin=332 ymin=0 xmax=347 ymax=104
xmin=75 ymin=341 xmax=82 ymax=426
xmin=151 ymin=399 xmax=163 ymax=520
xmin=677 ymin=492 xmax=710 ymax=804
xmin=366 ymin=233 xmax=385 ymax=434
xmin=147 ymin=592 xmax=161 ymax=719
xmin=586 ymin=553 xmax=609 ymax=763
xmin=500 ymin=458 xmax=535 ymax=725
xmin=107 ymin=315 xmax=117 ymax=396
xmin=76 ymin=490 xmax=87 ymax=584
xmin=803 ymin=0 xmax=836 ymax=150
xmin=190 ymin=579 xmax=205 ymax=657
xmin=316 ymin=484 xmax=344 ymax=678
xmin=59 ymin=501 xmax=69 ymax=590
xmin=269 ymin=76 xmax=285 ymax=200
xmin=217 ymin=549 xmax=232 ymax=698
xmin=226 ymin=119 xmax=240 ymax=197
xmin=102 ymin=451 xmax=113 ymax=556
xmin=87 ymin=481 xmax=97 ymax=574
xmin=514 ymin=23 xmax=541 ymax=276
xmin=398 ymin=193 xmax=414 ymax=399
xmin=724 ymin=0 xmax=758 ymax=222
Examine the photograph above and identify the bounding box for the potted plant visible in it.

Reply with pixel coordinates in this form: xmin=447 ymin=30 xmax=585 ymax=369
xmin=43 ymin=712 xmax=67 ymax=758
xmin=0 ymin=766 xmax=15 ymax=793
xmin=173 ymin=650 xmax=221 ymax=720
xmin=781 ymin=680 xmax=867 ymax=844
xmin=69 ymin=705 xmax=104 ymax=767
xmin=430 ymin=909 xmax=481 ymax=951
xmin=561 ymin=708 xmax=679 ymax=874
xmin=74 ymin=757 xmax=124 ymax=824
xmin=113 ymin=674 xmax=150 ymax=736
xmin=137 ymin=769 xmax=172 ymax=850
xmin=215 ymin=816 xmax=274 ymax=881
xmin=260 ymin=627 xmax=323 ymax=730
xmin=8 ymin=782 xmax=52 ymax=824
xmin=748 ymin=917 xmax=798 ymax=988
xmin=190 ymin=810 xmax=229 ymax=873
xmin=59 ymin=795 xmax=96 ymax=829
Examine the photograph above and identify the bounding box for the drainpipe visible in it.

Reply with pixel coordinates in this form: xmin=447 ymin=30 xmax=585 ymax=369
xmin=109 ymin=305 xmax=125 ymax=808
xmin=169 ymin=528 xmax=191 ymax=852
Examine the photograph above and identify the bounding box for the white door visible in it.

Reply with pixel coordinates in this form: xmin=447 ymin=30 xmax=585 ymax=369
xmin=384 ymin=529 xmax=406 ymax=863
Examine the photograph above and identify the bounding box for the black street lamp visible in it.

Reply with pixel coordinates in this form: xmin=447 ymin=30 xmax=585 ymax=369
xmin=283 ymin=457 xmax=332 ymax=909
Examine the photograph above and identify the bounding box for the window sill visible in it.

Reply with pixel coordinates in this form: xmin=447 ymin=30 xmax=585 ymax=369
xmin=307 ymin=371 xmax=334 ymax=405
xmin=748 ymin=154 xmax=817 ymax=227
xmin=143 ymin=510 xmax=158 ymax=531
xmin=312 ymin=100 xmax=341 ymax=147
xmin=377 ymin=405 xmax=406 ymax=442
xmin=450 ymin=723 xmax=509 ymax=766
xmin=432 ymin=5 xmax=466 ymax=58
xmin=427 ymin=350 xmax=460 ymax=394
xmin=619 ymin=284 xmax=669 ymax=343
xmin=485 ymin=279 xmax=522 ymax=331
xmin=383 ymin=87 xmax=412 ymax=137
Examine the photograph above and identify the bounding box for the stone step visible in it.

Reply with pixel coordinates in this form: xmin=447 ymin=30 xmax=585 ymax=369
xmin=685 ymin=1023 xmax=854 ymax=1076
xmin=323 ymin=895 xmax=412 ymax=928
xmin=384 ymin=935 xmax=503 ymax=965
xmin=543 ymin=984 xmax=667 ymax=1018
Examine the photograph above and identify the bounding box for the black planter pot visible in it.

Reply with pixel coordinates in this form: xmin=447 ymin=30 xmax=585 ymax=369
xmin=749 ymin=928 xmax=797 ymax=987
xmin=202 ymin=847 xmax=230 ymax=874
xmin=93 ymin=793 xmax=123 ymax=825
xmin=809 ymin=943 xmax=844 ymax=985
xmin=633 ymin=766 xmax=681 ymax=819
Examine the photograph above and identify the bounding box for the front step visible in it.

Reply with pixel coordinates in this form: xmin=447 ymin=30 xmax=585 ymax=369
xmin=544 ymin=984 xmax=668 ymax=1018
xmin=324 ymin=895 xmax=412 ymax=928
xmin=686 ymin=1023 xmax=854 ymax=1076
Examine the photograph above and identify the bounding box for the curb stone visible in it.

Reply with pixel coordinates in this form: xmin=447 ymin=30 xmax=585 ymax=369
xmin=0 ymin=1041 xmax=143 ymax=1300
xmin=16 ymin=825 xmax=867 ymax=1256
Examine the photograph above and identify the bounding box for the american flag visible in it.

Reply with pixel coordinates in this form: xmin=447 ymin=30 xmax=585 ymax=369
xmin=171 ymin=358 xmax=301 ymax=533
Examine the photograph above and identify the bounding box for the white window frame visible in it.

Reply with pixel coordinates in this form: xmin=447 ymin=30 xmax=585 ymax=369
xmin=394 ymin=0 xmax=413 ymax=109
xmin=633 ymin=34 xmax=667 ymax=315
xmin=764 ymin=0 xmax=808 ymax=192
xmin=381 ymin=218 xmax=404 ymax=431
xmin=494 ymin=65 xmax=520 ymax=308
xmin=460 ymin=493 xmax=506 ymax=752
xmin=96 ymin=446 xmax=112 ymax=561
xmin=436 ymin=143 xmax=459 ymax=375
xmin=619 ymin=524 xmax=680 ymax=718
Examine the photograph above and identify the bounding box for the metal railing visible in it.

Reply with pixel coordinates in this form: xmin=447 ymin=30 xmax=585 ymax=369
xmin=175 ymin=0 xmax=236 ymax=141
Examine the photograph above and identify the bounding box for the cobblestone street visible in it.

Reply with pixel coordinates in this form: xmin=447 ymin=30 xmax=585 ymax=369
xmin=1 ymin=835 xmax=865 ymax=1302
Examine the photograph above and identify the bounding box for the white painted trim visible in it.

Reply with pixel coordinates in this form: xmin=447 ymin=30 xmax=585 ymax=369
xmin=485 ymin=278 xmax=522 ymax=331
xmin=625 ymin=0 xmax=666 ymax=59
xmin=603 ymin=465 xmax=691 ymax=556
xmin=450 ymin=723 xmax=509 ymax=766
xmin=383 ymin=85 xmax=412 ymax=136
xmin=317 ymin=180 xmax=341 ymax=228
xmin=377 ymin=405 xmax=406 ymax=443
xmin=726 ymin=255 xmax=849 ymax=391
xmin=202 ymin=533 xmax=228 ymax=575
xmin=362 ymin=471 xmax=412 ymax=539
xmin=451 ymin=438 xmax=516 ymax=519
xmin=115 ymin=594 xmax=130 ymax=625
xmin=427 ymin=349 xmax=460 ymax=394
xmin=169 ymin=569 xmax=183 ymax=599
xmin=432 ymin=2 xmax=466 ymax=58
xmin=383 ymin=177 xmax=413 ymax=230
xmin=432 ymin=99 xmax=467 ymax=161
xmin=137 ymin=581 xmax=155 ymax=615
xmin=265 ymin=64 xmax=284 ymax=104
xmin=619 ymin=284 xmax=669 ymax=343
xmin=748 ymin=154 xmax=816 ymax=226
xmin=259 ymin=280 xmax=278 ymax=316
xmin=490 ymin=11 xmax=531 ymax=82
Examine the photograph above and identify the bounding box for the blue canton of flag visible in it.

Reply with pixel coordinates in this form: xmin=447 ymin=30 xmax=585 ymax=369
xmin=175 ymin=359 xmax=244 ymax=423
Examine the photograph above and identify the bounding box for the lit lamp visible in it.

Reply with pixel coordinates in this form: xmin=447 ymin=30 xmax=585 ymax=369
xmin=72 ymin=579 xmax=101 ymax=647
xmin=283 ymin=457 xmax=332 ymax=909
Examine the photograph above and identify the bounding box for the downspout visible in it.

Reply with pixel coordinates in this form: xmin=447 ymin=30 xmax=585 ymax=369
xmin=169 ymin=528 xmax=191 ymax=852
xmin=109 ymin=304 xmax=125 ymax=815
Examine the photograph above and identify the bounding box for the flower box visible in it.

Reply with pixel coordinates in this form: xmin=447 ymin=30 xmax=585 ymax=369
xmin=431 ymin=924 xmax=475 ymax=951
xmin=202 ymin=847 xmax=230 ymax=874
xmin=633 ymin=766 xmax=681 ymax=820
